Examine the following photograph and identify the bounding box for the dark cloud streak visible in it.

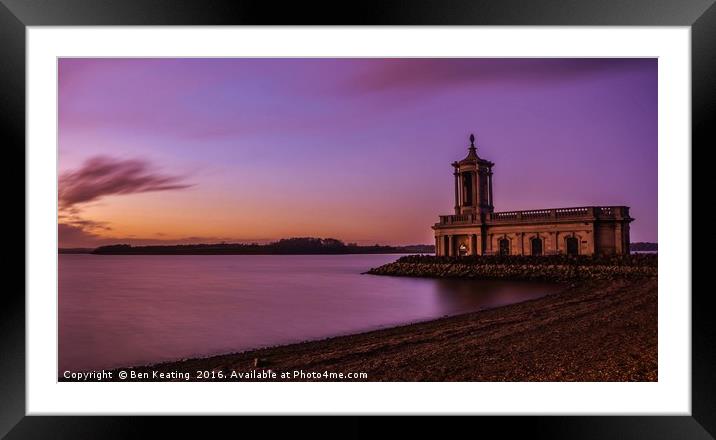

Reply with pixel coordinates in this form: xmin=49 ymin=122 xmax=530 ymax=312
xmin=59 ymin=156 xmax=192 ymax=210
xmin=57 ymin=222 xmax=268 ymax=249
xmin=344 ymin=58 xmax=656 ymax=94
xmin=58 ymin=156 xmax=193 ymax=248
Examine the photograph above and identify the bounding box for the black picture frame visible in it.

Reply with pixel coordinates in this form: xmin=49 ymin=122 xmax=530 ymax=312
xmin=2 ymin=0 xmax=710 ymax=438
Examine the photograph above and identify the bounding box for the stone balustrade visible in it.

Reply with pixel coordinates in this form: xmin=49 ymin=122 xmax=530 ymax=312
xmin=438 ymin=206 xmax=630 ymax=225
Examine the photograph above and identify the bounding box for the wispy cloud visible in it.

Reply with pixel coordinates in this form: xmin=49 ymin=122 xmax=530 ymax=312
xmin=57 ymin=223 xmax=272 ymax=249
xmin=58 ymin=214 xmax=112 ymax=232
xmin=344 ymin=58 xmax=656 ymax=93
xmin=59 ymin=156 xmax=192 ymax=210
xmin=58 ymin=156 xmax=193 ymax=248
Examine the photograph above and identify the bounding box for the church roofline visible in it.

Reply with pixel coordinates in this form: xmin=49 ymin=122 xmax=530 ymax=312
xmin=452 ymin=158 xmax=494 ymax=168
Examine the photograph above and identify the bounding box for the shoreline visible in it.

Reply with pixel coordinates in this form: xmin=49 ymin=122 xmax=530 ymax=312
xmin=68 ymin=275 xmax=657 ymax=382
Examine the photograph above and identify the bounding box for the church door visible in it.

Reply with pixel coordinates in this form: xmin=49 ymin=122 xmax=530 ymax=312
xmin=458 ymin=243 xmax=468 ymax=256
xmin=566 ymin=237 xmax=579 ymax=256
xmin=531 ymin=238 xmax=543 ymax=256
xmin=499 ymin=238 xmax=510 ymax=256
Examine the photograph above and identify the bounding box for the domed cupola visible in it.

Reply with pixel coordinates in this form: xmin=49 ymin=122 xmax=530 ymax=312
xmin=450 ymin=133 xmax=495 ymax=216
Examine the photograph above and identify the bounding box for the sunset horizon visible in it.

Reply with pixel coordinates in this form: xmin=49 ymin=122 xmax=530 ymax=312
xmin=58 ymin=56 xmax=660 ymax=384
xmin=59 ymin=58 xmax=657 ymax=248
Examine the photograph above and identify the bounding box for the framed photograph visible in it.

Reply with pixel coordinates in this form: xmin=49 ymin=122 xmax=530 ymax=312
xmin=5 ymin=0 xmax=710 ymax=437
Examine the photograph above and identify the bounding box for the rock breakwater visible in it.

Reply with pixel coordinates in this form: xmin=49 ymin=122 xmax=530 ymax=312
xmin=366 ymin=254 xmax=657 ymax=282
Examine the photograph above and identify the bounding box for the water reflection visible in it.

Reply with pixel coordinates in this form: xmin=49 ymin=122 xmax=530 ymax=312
xmin=431 ymin=278 xmax=556 ymax=315
xmin=59 ymin=254 xmax=557 ymax=371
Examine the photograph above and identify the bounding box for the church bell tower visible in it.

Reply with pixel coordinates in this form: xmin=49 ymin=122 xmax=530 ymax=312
xmin=452 ymin=134 xmax=495 ymax=217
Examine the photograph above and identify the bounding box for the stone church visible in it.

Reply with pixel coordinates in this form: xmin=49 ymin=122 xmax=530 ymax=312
xmin=433 ymin=134 xmax=633 ymax=257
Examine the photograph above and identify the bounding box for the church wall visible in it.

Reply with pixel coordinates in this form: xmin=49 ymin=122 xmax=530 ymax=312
xmin=594 ymin=222 xmax=631 ymax=255
xmin=433 ymin=220 xmax=624 ymax=256
xmin=484 ymin=222 xmax=595 ymax=256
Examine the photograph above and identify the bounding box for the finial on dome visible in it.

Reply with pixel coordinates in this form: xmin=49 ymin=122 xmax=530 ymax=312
xmin=469 ymin=133 xmax=475 ymax=147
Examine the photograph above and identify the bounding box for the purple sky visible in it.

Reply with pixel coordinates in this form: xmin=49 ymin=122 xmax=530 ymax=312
xmin=58 ymin=58 xmax=657 ymax=247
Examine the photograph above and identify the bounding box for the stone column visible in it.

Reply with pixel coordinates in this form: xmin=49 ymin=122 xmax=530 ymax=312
xmin=476 ymin=169 xmax=483 ymax=210
xmin=471 ymin=234 xmax=478 ymax=255
xmin=472 ymin=170 xmax=478 ymax=208
xmin=615 ymin=223 xmax=623 ymax=254
xmin=435 ymin=236 xmax=440 ymax=256
xmin=453 ymin=171 xmax=459 ymax=214
xmin=551 ymin=232 xmax=557 ymax=255
xmin=447 ymin=235 xmax=453 ymax=257
xmin=555 ymin=232 xmax=561 ymax=254
xmin=488 ymin=171 xmax=494 ymax=209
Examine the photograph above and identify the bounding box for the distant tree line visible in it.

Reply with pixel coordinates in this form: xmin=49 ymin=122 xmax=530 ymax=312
xmin=58 ymin=248 xmax=95 ymax=254
xmin=63 ymin=240 xmax=656 ymax=255
xmin=90 ymin=237 xmax=436 ymax=255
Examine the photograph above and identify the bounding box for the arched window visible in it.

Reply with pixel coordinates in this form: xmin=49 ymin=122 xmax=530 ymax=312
xmin=566 ymin=236 xmax=579 ymax=256
xmin=531 ymin=237 xmax=543 ymax=256
xmin=499 ymin=238 xmax=510 ymax=256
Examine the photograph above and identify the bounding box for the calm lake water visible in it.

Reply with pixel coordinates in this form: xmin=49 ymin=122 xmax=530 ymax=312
xmin=59 ymin=254 xmax=558 ymax=371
